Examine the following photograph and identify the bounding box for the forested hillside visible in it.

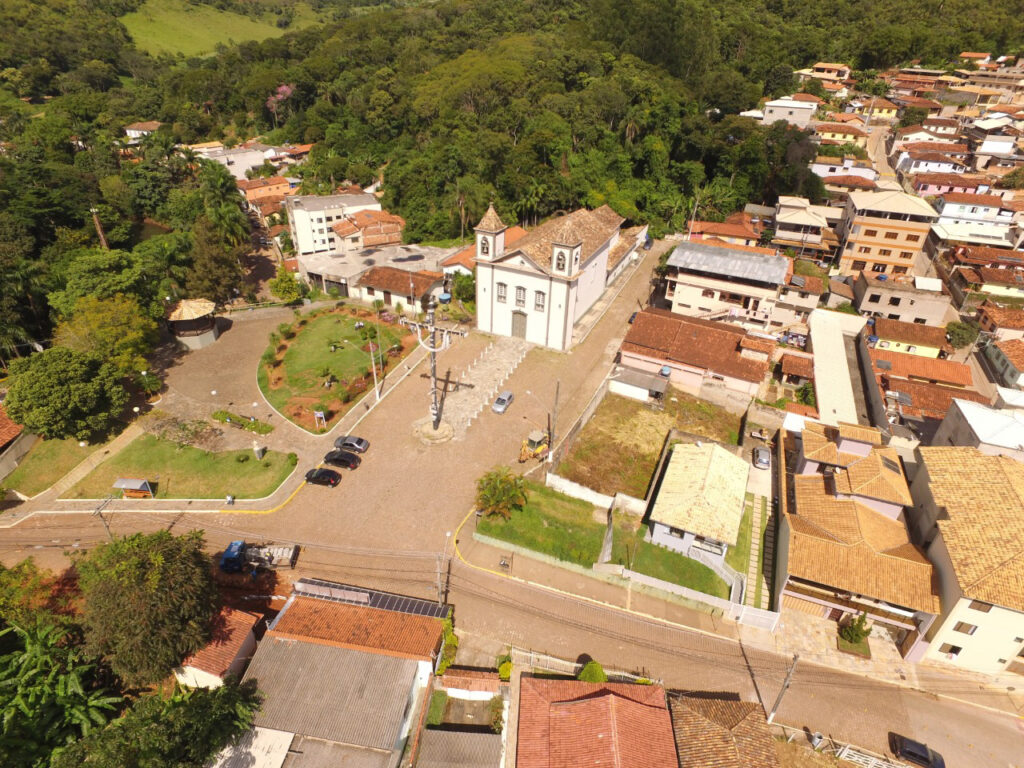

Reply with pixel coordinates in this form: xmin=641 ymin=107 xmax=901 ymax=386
xmin=0 ymin=0 xmax=1022 ymax=360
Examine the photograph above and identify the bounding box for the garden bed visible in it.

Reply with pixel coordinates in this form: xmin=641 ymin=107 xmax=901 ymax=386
xmin=256 ymin=306 xmax=414 ymax=433
xmin=558 ymin=392 xmax=742 ymax=498
xmin=837 ymin=635 xmax=872 ymax=658
xmin=61 ymin=434 xmax=296 ymax=500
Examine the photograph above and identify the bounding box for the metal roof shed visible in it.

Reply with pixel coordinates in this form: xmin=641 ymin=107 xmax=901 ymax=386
xmin=113 ymin=478 xmax=154 ymax=499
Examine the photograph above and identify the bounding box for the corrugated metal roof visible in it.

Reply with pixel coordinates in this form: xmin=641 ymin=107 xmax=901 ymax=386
xmin=211 ymin=727 xmax=292 ymax=768
xmin=667 ymin=242 xmax=789 ymax=285
xmin=293 ymin=578 xmax=450 ymax=619
xmin=284 ymin=736 xmax=392 ymax=768
xmin=242 ymin=638 xmax=417 ymax=750
xmin=416 ymin=731 xmax=503 ymax=768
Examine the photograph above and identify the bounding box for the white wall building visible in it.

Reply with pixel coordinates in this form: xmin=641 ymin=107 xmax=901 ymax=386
xmin=762 ymin=97 xmax=817 ymax=129
xmin=286 ymin=193 xmax=382 ymax=258
xmin=910 ymin=448 xmax=1024 ymax=675
xmin=474 ymin=204 xmax=644 ymax=350
xmin=931 ymin=398 xmax=1024 ymax=460
xmin=934 ymin=192 xmax=1014 ymax=232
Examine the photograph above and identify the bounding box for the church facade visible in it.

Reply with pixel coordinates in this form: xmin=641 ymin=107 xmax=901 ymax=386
xmin=474 ymin=204 xmax=645 ymax=351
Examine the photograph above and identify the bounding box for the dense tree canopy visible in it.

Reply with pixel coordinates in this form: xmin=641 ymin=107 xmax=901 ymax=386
xmin=76 ymin=531 xmax=219 ymax=687
xmin=3 ymin=347 xmax=129 ymax=440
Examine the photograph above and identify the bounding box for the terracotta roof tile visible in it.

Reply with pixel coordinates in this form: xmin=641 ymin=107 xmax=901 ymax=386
xmin=995 ymin=338 xmax=1024 ymax=370
xmin=869 ymin=348 xmax=973 ymax=387
xmin=785 ymin=402 xmax=820 ymax=418
xmin=978 ymin=301 xmax=1024 ymax=330
xmin=873 ymin=318 xmax=952 ymax=351
xmin=268 ymin=596 xmax=444 ymax=660
xmin=621 ymin=310 xmax=770 ymax=384
xmin=913 ymin=173 xmax=988 ymax=189
xmin=879 ymin=376 xmax=989 ymax=419
xmin=180 ymin=608 xmax=261 ymax=677
xmin=475 ymin=203 xmax=506 ymax=232
xmin=828 ymin=279 xmax=855 ymax=299
xmin=356 ymin=266 xmax=443 ymax=299
xmin=940 ymin=192 xmax=1006 ymax=207
xmin=787 ymin=475 xmax=937 ymax=612
xmin=237 ymin=176 xmax=289 ymax=191
xmin=669 ymin=696 xmax=779 ymax=768
xmin=0 ymin=405 xmax=24 ymax=448
xmin=508 ymin=206 xmax=624 ymax=277
xmin=815 ymin=123 xmax=868 ymax=137
xmin=823 ymin=175 xmax=877 ymax=189
xmin=781 ymin=354 xmax=814 ymax=379
xmin=918 ymin=447 xmax=1024 ymax=611
xmin=516 ymin=677 xmax=676 ymax=768
xmin=973 ymin=268 xmax=1024 ymax=287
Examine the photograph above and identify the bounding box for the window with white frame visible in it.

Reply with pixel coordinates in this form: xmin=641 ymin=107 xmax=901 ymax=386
xmin=535 ymin=291 xmax=545 ymax=311
xmin=496 ymin=283 xmax=507 ymax=303
xmin=515 ymin=286 xmax=526 ymax=307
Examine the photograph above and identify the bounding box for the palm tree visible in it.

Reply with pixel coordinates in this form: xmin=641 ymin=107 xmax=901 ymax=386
xmin=206 ymin=202 xmax=250 ymax=247
xmin=475 ymin=468 xmax=528 ymax=520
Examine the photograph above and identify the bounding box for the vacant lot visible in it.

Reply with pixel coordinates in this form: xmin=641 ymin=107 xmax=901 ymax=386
xmin=257 ymin=307 xmax=412 ymax=432
xmin=122 ymin=0 xmax=323 ymax=57
xmin=2 ymin=438 xmax=97 ymax=497
xmin=558 ymin=391 xmax=742 ymax=498
xmin=477 ymin=481 xmax=604 ymax=567
xmin=63 ymin=434 xmax=295 ymax=500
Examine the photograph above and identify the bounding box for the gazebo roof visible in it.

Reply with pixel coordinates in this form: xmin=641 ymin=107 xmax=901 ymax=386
xmin=168 ymin=298 xmax=215 ymax=321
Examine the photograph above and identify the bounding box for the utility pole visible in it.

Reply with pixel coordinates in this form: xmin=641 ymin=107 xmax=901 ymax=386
xmin=401 ymin=298 xmax=467 ymax=429
xmin=766 ymin=653 xmax=799 ymax=724
xmin=436 ymin=531 xmax=451 ymax=606
xmin=548 ymin=379 xmax=560 ymax=464
xmin=93 ymin=494 xmax=115 ymax=542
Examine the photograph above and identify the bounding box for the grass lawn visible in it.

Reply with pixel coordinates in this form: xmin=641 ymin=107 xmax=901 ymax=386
xmin=558 ymin=392 xmax=742 ymax=498
xmin=62 ymin=434 xmax=295 ymax=500
xmin=122 ymin=0 xmax=324 ymax=57
xmin=837 ymin=635 xmax=872 ymax=658
xmin=426 ymin=690 xmax=448 ymax=726
xmin=725 ymin=493 xmax=755 ymax=574
xmin=611 ymin=525 xmax=730 ymax=600
xmin=792 ymin=259 xmax=828 ymax=280
xmin=258 ymin=307 xmax=412 ymax=432
xmin=755 ymin=496 xmax=770 ymax=607
xmin=476 ymin=481 xmax=605 ymax=567
xmin=1 ymin=438 xmax=95 ymax=497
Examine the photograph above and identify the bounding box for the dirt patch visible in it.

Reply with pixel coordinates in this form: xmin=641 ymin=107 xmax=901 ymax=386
xmin=558 ymin=390 xmax=743 ymax=498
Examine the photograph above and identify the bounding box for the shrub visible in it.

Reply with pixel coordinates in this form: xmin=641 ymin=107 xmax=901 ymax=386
xmin=277 ymin=323 xmax=295 ymax=340
xmin=839 ymin=612 xmax=870 ymax=644
xmin=488 ymin=695 xmax=504 ymax=733
xmin=436 ymin=617 xmax=459 ymax=674
xmin=498 ymin=660 xmax=512 ymax=681
xmin=287 ymin=452 xmax=298 ymax=467
xmin=235 ymin=454 xmax=250 ymax=463
xmin=327 ymin=286 xmax=340 ymax=298
xmin=261 ymin=350 xmax=277 ymax=368
xmin=946 ymin=320 xmax=979 ymax=349
xmin=268 ymin=332 xmax=280 ymax=346
xmin=577 ymin=660 xmax=607 ymax=683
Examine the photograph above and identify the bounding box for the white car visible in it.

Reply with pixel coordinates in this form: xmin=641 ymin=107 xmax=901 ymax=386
xmin=492 ymin=391 xmax=514 ymax=414
xmin=753 ymin=446 xmax=771 ymax=470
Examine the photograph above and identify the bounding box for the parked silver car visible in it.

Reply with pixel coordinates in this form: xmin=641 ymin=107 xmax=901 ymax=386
xmin=753 ymin=446 xmax=771 ymax=470
xmin=492 ymin=390 xmax=514 ymax=414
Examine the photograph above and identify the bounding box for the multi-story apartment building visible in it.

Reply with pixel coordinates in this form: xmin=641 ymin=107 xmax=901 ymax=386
xmin=836 ymin=190 xmax=938 ymax=276
xmin=285 ymin=193 xmax=382 ymax=257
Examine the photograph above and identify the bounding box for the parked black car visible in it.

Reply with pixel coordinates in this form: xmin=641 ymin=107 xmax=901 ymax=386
xmin=334 ymin=435 xmax=370 ymax=453
xmin=891 ymin=734 xmax=945 ymax=768
xmin=305 ymin=468 xmax=341 ymax=487
xmin=323 ymin=450 xmax=361 ymax=470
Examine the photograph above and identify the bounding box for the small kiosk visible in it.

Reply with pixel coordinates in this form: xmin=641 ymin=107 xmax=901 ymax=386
xmin=113 ymin=478 xmax=154 ymax=499
xmin=167 ymin=298 xmax=219 ymax=350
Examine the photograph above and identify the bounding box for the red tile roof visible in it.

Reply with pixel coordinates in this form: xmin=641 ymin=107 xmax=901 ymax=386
xmin=978 ymin=301 xmax=1024 ymax=330
xmin=996 ymin=339 xmax=1024 ymax=370
xmin=828 ymin=278 xmax=855 ymax=300
xmin=785 ymin=402 xmax=820 ymax=418
xmin=331 ymin=209 xmax=405 ymax=239
xmin=901 ymin=141 xmax=969 ymax=155
xmin=792 ymin=92 xmax=824 ymax=103
xmin=816 ymin=123 xmax=868 ymax=137
xmin=870 ymin=348 xmax=973 ymax=387
xmin=237 ymin=176 xmax=289 ymax=191
xmin=669 ymin=696 xmax=780 ymax=768
xmin=823 ymin=175 xmax=876 ymax=189
xmin=622 ymin=310 xmax=771 ymax=384
xmin=517 ymin=677 xmax=677 ymax=768
xmin=873 ymin=318 xmax=952 ymax=351
xmin=180 ymin=608 xmax=261 ymax=677
xmin=940 ymin=192 xmax=1006 ymax=207
xmin=356 ymin=267 xmax=443 ymax=299
xmin=441 ymin=226 xmax=528 ymax=271
xmin=0 ymin=405 xmax=24 ymax=449
xmin=913 ymin=173 xmax=988 ymax=189
xmin=268 ymin=596 xmax=444 ymax=661
xmin=125 ymin=120 xmax=162 ymax=132
xmin=781 ymin=354 xmax=814 ymax=379
xmin=879 ymin=376 xmax=989 ymax=419
xmin=973 ymin=267 xmax=1024 ymax=287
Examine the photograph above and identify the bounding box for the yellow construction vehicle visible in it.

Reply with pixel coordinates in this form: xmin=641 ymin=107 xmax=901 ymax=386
xmin=519 ymin=430 xmax=550 ymax=463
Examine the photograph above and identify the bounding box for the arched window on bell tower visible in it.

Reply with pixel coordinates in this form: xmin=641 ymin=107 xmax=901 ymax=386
xmin=555 ymin=250 xmax=567 ymax=272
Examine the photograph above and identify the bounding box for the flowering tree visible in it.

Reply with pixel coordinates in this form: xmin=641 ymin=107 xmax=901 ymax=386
xmin=266 ymin=83 xmax=294 ymax=129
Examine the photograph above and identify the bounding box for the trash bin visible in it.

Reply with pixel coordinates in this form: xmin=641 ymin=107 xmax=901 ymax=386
xmin=225 ymin=495 xmax=235 ymax=505
xmin=810 ymin=732 xmax=823 ymax=749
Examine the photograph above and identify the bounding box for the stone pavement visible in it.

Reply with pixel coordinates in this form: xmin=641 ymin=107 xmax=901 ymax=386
xmin=440 ymin=337 xmax=531 ymax=438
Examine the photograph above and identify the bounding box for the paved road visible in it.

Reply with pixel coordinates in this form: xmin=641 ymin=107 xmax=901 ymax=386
xmin=3 ymin=245 xmax=1022 ymax=766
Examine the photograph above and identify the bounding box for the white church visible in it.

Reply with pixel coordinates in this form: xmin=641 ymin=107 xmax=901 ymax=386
xmin=474 ymin=204 xmax=647 ymax=350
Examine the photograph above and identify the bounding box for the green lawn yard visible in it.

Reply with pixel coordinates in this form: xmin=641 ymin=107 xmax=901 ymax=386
xmin=477 ymin=481 xmax=605 ymax=567
xmin=724 ymin=493 xmax=755 ymax=574
xmin=121 ymin=0 xmax=324 ymax=57
xmin=1 ymin=438 xmax=95 ymax=497
xmin=612 ymin=526 xmax=730 ymax=600
xmin=62 ymin=434 xmax=295 ymax=500
xmin=258 ymin=308 xmax=412 ymax=432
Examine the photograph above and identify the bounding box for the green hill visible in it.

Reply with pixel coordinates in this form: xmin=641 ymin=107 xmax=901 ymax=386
xmin=121 ymin=0 xmax=324 ymax=57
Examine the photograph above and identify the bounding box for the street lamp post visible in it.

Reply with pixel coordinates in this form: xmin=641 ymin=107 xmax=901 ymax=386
xmin=140 ymin=370 xmax=149 ymax=395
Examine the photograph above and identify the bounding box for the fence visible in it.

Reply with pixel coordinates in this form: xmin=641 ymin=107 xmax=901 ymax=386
xmin=549 ymin=370 xmax=612 ymax=468
xmin=509 ymin=647 xmax=661 ymax=685
xmin=771 ymin=723 xmax=902 ymax=768
xmin=688 ymin=547 xmax=745 ymax=604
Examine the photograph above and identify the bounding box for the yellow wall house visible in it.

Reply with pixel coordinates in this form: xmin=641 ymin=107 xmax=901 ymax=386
xmin=910 ymin=448 xmax=1024 ymax=675
xmin=872 ymin=317 xmax=952 ymax=359
xmin=814 ymin=122 xmax=868 ymax=148
xmin=837 ymin=190 xmax=937 ymax=276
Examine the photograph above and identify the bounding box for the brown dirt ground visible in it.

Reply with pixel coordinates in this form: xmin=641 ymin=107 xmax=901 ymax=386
xmin=775 ymin=740 xmax=858 ymax=768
